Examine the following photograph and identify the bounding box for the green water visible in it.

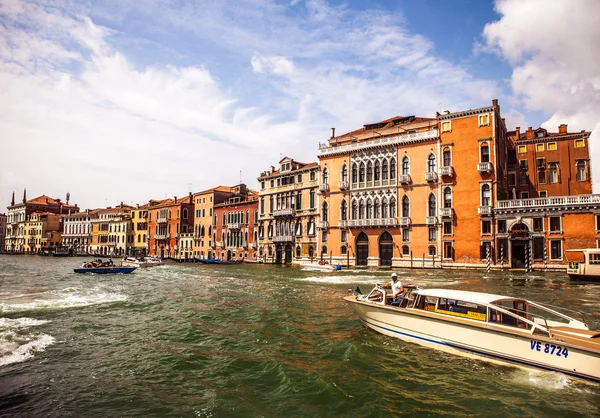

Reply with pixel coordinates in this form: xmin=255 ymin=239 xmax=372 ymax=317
xmin=0 ymin=255 xmax=599 ymax=417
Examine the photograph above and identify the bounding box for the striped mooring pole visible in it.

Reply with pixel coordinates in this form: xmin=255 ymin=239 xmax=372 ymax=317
xmin=500 ymin=243 xmax=504 ymax=270
xmin=486 ymin=244 xmax=491 ymax=273
xmin=526 ymin=242 xmax=532 ymax=273
xmin=544 ymin=242 xmax=548 ymax=272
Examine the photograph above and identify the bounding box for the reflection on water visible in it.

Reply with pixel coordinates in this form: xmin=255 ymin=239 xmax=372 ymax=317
xmin=0 ymin=255 xmax=599 ymax=417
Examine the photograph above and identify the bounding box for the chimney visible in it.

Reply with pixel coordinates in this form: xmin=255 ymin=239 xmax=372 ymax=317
xmin=435 ymin=111 xmax=440 ymax=117
xmin=515 ymin=127 xmax=520 ymax=138
xmin=525 ymin=127 xmax=534 ymax=139
xmin=271 ymin=165 xmax=275 ymax=173
xmin=558 ymin=124 xmax=568 ymax=134
xmin=175 ymin=196 xmax=178 ymax=203
xmin=492 ymin=99 xmax=498 ymax=107
xmin=330 ymin=128 xmax=335 ymax=139
xmin=23 ymin=188 xmax=26 ymax=203
xmin=11 ymin=191 xmax=14 ymax=206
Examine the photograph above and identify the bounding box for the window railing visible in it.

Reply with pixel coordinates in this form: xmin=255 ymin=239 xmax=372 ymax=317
xmin=339 ymin=180 xmax=349 ymax=190
xmin=273 ymin=235 xmax=294 ymax=243
xmin=439 ymin=166 xmax=454 ymax=177
xmin=319 ymin=183 xmax=329 ymax=193
xmin=273 ymin=208 xmax=296 ymax=217
xmin=425 ymin=172 xmax=438 ymax=182
xmin=399 ymin=174 xmax=411 ymax=184
xmin=399 ymin=217 xmax=411 ymax=226
xmin=319 ymin=221 xmax=329 ymax=229
xmin=426 ymin=216 xmax=437 ymax=225
xmin=477 ymin=162 xmax=493 ymax=173
xmin=478 ymin=206 xmax=492 ymax=216
xmin=439 ymin=207 xmax=454 ymax=218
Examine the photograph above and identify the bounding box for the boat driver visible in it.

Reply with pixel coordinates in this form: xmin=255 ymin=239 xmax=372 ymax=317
xmin=385 ymin=273 xmax=404 ymax=305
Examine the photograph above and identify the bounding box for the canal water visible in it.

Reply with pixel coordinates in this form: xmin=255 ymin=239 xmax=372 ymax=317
xmin=1 ymin=255 xmax=599 ymax=417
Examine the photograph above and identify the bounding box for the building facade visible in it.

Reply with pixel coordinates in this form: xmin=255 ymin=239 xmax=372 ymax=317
xmin=148 ymin=195 xmax=194 ymax=259
xmin=90 ymin=204 xmax=132 ymax=256
xmin=131 ymin=204 xmax=150 ymax=256
xmin=62 ymin=210 xmax=94 ymax=255
xmin=212 ymin=184 xmax=259 ymax=262
xmin=0 ymin=213 xmax=6 ymax=251
xmin=23 ymin=212 xmax=61 ymax=254
xmin=257 ymin=157 xmax=320 ymax=264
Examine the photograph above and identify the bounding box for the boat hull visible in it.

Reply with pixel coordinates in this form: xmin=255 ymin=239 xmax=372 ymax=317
xmin=195 ymin=258 xmax=242 ymax=264
xmin=567 ymin=273 xmax=600 ymax=281
xmin=74 ymin=267 xmax=137 ymax=274
xmin=345 ymin=297 xmax=600 ymax=383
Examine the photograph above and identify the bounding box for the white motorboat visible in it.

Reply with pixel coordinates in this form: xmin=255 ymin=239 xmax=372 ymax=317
xmin=122 ymin=256 xmax=163 ymax=268
xmin=345 ymin=284 xmax=600 ymax=383
xmin=299 ymin=262 xmax=342 ymax=272
xmin=566 ymin=249 xmax=600 ymax=281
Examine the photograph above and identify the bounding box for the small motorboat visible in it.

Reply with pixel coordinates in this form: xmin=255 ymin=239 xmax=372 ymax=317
xmin=195 ymin=258 xmax=242 ymax=265
xmin=122 ymin=256 xmax=163 ymax=268
xmin=299 ymin=262 xmax=342 ymax=272
xmin=345 ymin=284 xmax=600 ymax=383
xmin=566 ymin=249 xmax=600 ymax=281
xmin=74 ymin=260 xmax=136 ymax=274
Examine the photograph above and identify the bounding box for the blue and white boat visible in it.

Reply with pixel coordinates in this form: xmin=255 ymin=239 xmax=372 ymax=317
xmin=74 ymin=260 xmax=136 ymax=274
xmin=345 ymin=285 xmax=600 ymax=383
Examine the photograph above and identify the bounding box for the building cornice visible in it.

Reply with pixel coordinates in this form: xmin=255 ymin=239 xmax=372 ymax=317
xmin=437 ymin=106 xmax=495 ymax=121
xmin=514 ymin=131 xmax=590 ymax=144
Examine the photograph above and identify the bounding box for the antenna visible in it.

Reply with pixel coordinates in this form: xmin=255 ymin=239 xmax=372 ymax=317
xmin=239 ymin=170 xmax=242 ymax=184
xmin=188 ymin=183 xmax=192 ymax=193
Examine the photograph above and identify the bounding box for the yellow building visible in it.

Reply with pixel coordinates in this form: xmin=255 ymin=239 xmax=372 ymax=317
xmin=131 ymin=204 xmax=149 ymax=256
xmin=23 ymin=212 xmax=61 ymax=254
xmin=257 ymin=157 xmax=320 ymax=264
xmin=90 ymin=204 xmax=132 ymax=256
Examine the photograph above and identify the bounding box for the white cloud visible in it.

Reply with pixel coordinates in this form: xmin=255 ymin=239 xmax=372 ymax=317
xmin=482 ymin=0 xmax=600 ymax=190
xmin=251 ymin=54 xmax=295 ymax=75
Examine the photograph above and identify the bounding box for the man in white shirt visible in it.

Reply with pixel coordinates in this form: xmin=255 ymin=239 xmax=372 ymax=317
xmin=385 ymin=272 xmax=404 ymax=305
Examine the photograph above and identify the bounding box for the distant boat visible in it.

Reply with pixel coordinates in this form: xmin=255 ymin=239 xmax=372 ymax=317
xmin=299 ymin=262 xmax=342 ymax=272
xmin=195 ymin=258 xmax=242 ymax=265
xmin=122 ymin=256 xmax=163 ymax=268
xmin=74 ymin=260 xmax=136 ymax=274
xmin=53 ymin=247 xmax=70 ymax=257
xmin=566 ymin=249 xmax=600 ymax=281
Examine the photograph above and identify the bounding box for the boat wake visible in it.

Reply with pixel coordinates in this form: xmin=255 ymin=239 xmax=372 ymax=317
xmin=299 ymin=275 xmax=381 ymax=284
xmin=1 ymin=287 xmax=128 ymax=313
xmin=0 ymin=317 xmax=55 ymax=367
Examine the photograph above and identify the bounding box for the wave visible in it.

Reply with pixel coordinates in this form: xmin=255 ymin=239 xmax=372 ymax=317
xmin=0 ymin=333 xmax=55 ymax=367
xmin=0 ymin=317 xmax=51 ymax=329
xmin=1 ymin=288 xmax=127 ymax=313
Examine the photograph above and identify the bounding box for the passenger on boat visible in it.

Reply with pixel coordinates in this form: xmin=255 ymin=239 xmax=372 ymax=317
xmin=384 ymin=273 xmax=404 ymax=306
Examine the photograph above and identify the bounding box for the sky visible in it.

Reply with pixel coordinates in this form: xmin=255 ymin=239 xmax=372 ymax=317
xmin=1 ymin=0 xmax=599 ymax=210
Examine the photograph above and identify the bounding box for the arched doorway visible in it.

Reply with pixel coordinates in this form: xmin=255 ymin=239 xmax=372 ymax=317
xmin=227 ymin=250 xmax=232 ymax=261
xmin=285 ymin=244 xmax=293 ymax=263
xmin=379 ymin=231 xmax=393 ymax=266
xmin=356 ymin=232 xmax=369 ymax=266
xmin=308 ymin=246 xmax=314 ymax=262
xmin=275 ymin=244 xmax=283 ymax=264
xmin=510 ymin=222 xmax=530 ymax=268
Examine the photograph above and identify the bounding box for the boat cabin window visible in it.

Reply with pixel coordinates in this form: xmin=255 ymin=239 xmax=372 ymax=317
xmin=489 ymin=300 xmax=532 ymax=330
xmin=590 ymin=253 xmax=600 ymax=264
xmin=435 ymin=298 xmax=486 ymax=321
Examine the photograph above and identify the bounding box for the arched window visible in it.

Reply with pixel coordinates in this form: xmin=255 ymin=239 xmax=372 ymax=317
xmin=390 ymin=158 xmax=396 ymax=180
xmin=481 ymin=184 xmax=491 ymax=206
xmin=352 ymin=200 xmax=358 ymax=219
xmin=549 ymin=163 xmax=559 ymax=183
xmin=341 ymin=164 xmax=348 ymax=182
xmin=352 ymin=163 xmax=358 ymax=183
xmin=296 ymin=246 xmax=301 ymax=257
xmin=427 ymin=154 xmax=436 ymax=173
xmin=341 ymin=246 xmax=347 ymax=255
xmin=341 ymin=200 xmax=347 ymax=221
xmin=359 ymin=163 xmax=365 ymax=182
xmin=183 ymin=208 xmax=188 ymax=219
xmin=389 ymin=197 xmax=396 ymax=217
xmin=428 ymin=194 xmax=436 ymax=217
xmin=444 ymin=187 xmax=452 ymax=208
xmin=137 ymin=235 xmax=141 ymax=243
xmin=402 ymin=195 xmax=410 ymax=217
xmin=322 ymin=202 xmax=328 ymax=222
xmin=367 ymin=161 xmax=373 ymax=182
xmin=402 ymin=156 xmax=410 ymax=175
xmin=443 ymin=148 xmax=451 ymax=167
xmin=577 ymin=160 xmax=586 ymax=181
xmin=480 ymin=143 xmax=490 ymax=163
xmin=429 ymin=245 xmax=436 ymax=256
xmin=374 ymin=198 xmax=380 ymax=219
xmin=374 ymin=161 xmax=381 ymax=181
xmin=367 ymin=199 xmax=373 ymax=219
xmin=382 ymin=159 xmax=389 ymax=180
xmin=322 ymin=168 xmax=329 ymax=184
xmin=402 ymin=245 xmax=410 ymax=255
xmin=295 ymin=222 xmax=302 ymax=236
xmin=359 ymin=200 xmax=365 ymax=219
xmin=382 ymin=197 xmax=388 ymax=218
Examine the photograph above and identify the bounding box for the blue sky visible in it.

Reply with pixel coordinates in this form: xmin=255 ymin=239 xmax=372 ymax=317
xmin=1 ymin=0 xmax=599 ymax=209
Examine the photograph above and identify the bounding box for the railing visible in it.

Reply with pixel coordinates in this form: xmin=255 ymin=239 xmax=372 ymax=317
xmin=339 ymin=219 xmax=348 ymax=228
xmin=439 ymin=207 xmax=454 ymax=218
xmin=478 ymin=206 xmax=492 ymax=215
xmin=398 ymin=174 xmax=410 ymax=185
xmin=399 ymin=217 xmax=411 ymax=226
xmin=425 ymin=172 xmax=438 ymax=182
xmin=273 ymin=208 xmax=295 ymax=217
xmin=273 ymin=235 xmax=294 ymax=243
xmin=439 ymin=166 xmax=454 ymax=177
xmin=477 ymin=162 xmax=493 ymax=173
xmin=497 ymin=194 xmax=600 ymax=209
xmin=426 ymin=216 xmax=437 ymax=225
xmin=319 ymin=221 xmax=329 ymax=229
xmin=228 ymin=222 xmax=241 ymax=230
xmin=154 ymin=234 xmax=168 ymax=239
xmin=319 ymin=183 xmax=329 ymax=193
xmin=339 ymin=180 xmax=349 ymax=190
xmin=347 ymin=218 xmax=397 ymax=227
xmin=317 ymin=129 xmax=439 ymax=156
xmin=157 ymin=217 xmax=168 ymax=223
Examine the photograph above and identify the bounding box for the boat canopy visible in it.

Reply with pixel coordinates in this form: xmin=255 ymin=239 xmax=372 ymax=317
xmin=414 ymin=289 xmax=518 ymax=305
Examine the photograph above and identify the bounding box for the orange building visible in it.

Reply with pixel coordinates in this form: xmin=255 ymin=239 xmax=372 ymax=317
xmin=212 ymin=184 xmax=259 ymax=262
xmin=192 ymin=185 xmax=246 ymax=260
xmin=147 ymin=195 xmax=194 ymax=259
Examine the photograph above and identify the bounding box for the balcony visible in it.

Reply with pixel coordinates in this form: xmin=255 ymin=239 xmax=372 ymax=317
xmin=319 ymin=221 xmax=329 ymax=229
xmin=216 ymin=241 xmax=225 ymax=248
xmin=478 ymin=206 xmax=492 ymax=216
xmin=155 ymin=234 xmax=168 ymax=240
xmin=273 ymin=235 xmax=294 ymax=243
xmin=273 ymin=208 xmax=295 ymax=217
xmin=339 ymin=219 xmax=348 ymax=228
xmin=439 ymin=166 xmax=454 ymax=177
xmin=477 ymin=162 xmax=493 ymax=173
xmin=339 ymin=180 xmax=349 ymax=190
xmin=347 ymin=218 xmax=397 ymax=227
xmin=157 ymin=217 xmax=168 ymax=223
xmin=399 ymin=217 xmax=411 ymax=227
xmin=399 ymin=174 xmax=411 ymax=185
xmin=439 ymin=207 xmax=454 ymax=218
xmin=426 ymin=216 xmax=437 ymax=225
xmin=425 ymin=172 xmax=438 ymax=182
xmin=228 ymin=222 xmax=241 ymax=230
xmin=319 ymin=183 xmax=329 ymax=193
